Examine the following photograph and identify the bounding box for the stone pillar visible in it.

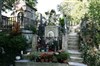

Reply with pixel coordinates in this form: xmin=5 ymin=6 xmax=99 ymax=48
xmin=32 ymin=34 xmax=37 ymax=52
xmin=62 ymin=15 xmax=68 ymax=51
xmin=62 ymin=34 xmax=68 ymax=51
xmin=0 ymin=0 xmax=3 ymax=27
xmin=64 ymin=15 xmax=67 ymax=33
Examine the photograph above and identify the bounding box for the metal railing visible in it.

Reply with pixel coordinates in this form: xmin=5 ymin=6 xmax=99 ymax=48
xmin=0 ymin=16 xmax=36 ymax=31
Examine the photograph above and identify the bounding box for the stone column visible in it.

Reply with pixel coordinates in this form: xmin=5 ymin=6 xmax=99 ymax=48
xmin=32 ymin=34 xmax=37 ymax=52
xmin=62 ymin=15 xmax=68 ymax=51
xmin=64 ymin=15 xmax=67 ymax=33
xmin=62 ymin=33 xmax=68 ymax=51
xmin=0 ymin=0 xmax=3 ymax=26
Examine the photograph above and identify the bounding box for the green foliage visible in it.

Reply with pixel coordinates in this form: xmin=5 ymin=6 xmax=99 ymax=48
xmin=27 ymin=51 xmax=70 ymax=63
xmin=0 ymin=32 xmax=27 ymax=65
xmin=3 ymin=0 xmax=15 ymax=10
xmin=56 ymin=52 xmax=70 ymax=60
xmin=59 ymin=0 xmax=89 ymax=24
xmin=0 ymin=32 xmax=8 ymax=46
xmin=9 ymin=35 xmax=27 ymax=50
xmin=95 ymin=33 xmax=100 ymax=45
xmin=26 ymin=0 xmax=36 ymax=8
xmin=30 ymin=26 xmax=37 ymax=34
xmin=80 ymin=1 xmax=100 ymax=64
xmin=80 ymin=19 xmax=100 ymax=66
xmin=26 ymin=53 xmax=38 ymax=61
xmin=25 ymin=25 xmax=37 ymax=34
xmin=59 ymin=17 xmax=71 ymax=33
xmin=86 ymin=49 xmax=100 ymax=66
xmin=0 ymin=0 xmax=36 ymax=13
xmin=48 ymin=22 xmax=55 ymax=26
xmin=59 ymin=18 xmax=65 ymax=34
xmin=88 ymin=0 xmax=100 ymax=23
xmin=83 ymin=0 xmax=100 ymax=46
xmin=59 ymin=18 xmax=64 ymax=27
xmin=88 ymin=0 xmax=100 ymax=46
xmin=80 ymin=43 xmax=100 ymax=66
xmin=0 ymin=32 xmax=27 ymax=52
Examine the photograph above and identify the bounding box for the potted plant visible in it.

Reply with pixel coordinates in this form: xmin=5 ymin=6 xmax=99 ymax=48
xmin=55 ymin=51 xmax=70 ymax=63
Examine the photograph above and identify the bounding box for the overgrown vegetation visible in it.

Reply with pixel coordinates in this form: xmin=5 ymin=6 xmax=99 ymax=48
xmin=0 ymin=32 xmax=27 ymax=66
xmin=0 ymin=22 xmax=27 ymax=66
xmin=79 ymin=0 xmax=100 ymax=66
xmin=25 ymin=25 xmax=37 ymax=34
xmin=25 ymin=51 xmax=70 ymax=63
xmin=59 ymin=0 xmax=89 ymax=24
xmin=59 ymin=18 xmax=65 ymax=34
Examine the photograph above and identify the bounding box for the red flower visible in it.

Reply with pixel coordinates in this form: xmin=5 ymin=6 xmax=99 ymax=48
xmin=40 ymin=53 xmax=48 ymax=59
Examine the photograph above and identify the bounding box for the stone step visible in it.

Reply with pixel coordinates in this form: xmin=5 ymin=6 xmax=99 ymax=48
xmin=68 ymin=34 xmax=78 ymax=36
xmin=68 ymin=43 xmax=78 ymax=46
xmin=69 ymin=62 xmax=87 ymax=66
xmin=68 ymin=46 xmax=79 ymax=50
xmin=68 ymin=36 xmax=78 ymax=39
xmin=68 ymin=32 xmax=78 ymax=36
xmin=68 ymin=33 xmax=78 ymax=35
xmin=68 ymin=35 xmax=78 ymax=38
xmin=68 ymin=44 xmax=78 ymax=49
xmin=68 ymin=44 xmax=79 ymax=49
xmin=68 ymin=38 xmax=78 ymax=41
xmin=68 ymin=42 xmax=78 ymax=45
xmin=70 ymin=56 xmax=83 ymax=63
xmin=68 ymin=32 xmax=84 ymax=64
xmin=68 ymin=50 xmax=81 ymax=57
xmin=68 ymin=40 xmax=78 ymax=43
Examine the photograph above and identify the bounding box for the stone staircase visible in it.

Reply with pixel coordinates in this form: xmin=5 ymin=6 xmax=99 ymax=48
xmin=67 ymin=32 xmax=87 ymax=66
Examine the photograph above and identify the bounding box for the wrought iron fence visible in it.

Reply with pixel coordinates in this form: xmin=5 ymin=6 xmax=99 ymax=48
xmin=0 ymin=16 xmax=36 ymax=31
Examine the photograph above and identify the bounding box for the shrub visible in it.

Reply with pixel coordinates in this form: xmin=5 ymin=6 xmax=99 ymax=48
xmin=0 ymin=32 xmax=27 ymax=65
xmin=55 ymin=51 xmax=70 ymax=62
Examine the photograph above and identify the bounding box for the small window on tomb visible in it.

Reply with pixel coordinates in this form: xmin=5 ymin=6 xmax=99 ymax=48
xmin=17 ymin=12 xmax=24 ymax=22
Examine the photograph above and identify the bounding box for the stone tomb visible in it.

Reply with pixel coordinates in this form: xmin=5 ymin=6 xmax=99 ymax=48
xmin=44 ymin=26 xmax=60 ymax=51
xmin=45 ymin=26 xmax=58 ymax=37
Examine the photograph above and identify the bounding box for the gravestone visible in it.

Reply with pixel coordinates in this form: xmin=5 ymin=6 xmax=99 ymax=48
xmin=45 ymin=26 xmax=59 ymax=51
xmin=45 ymin=26 xmax=58 ymax=37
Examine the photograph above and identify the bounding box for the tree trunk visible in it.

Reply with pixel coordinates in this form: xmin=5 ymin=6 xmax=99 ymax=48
xmin=0 ymin=0 xmax=4 ymax=28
